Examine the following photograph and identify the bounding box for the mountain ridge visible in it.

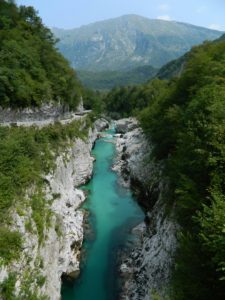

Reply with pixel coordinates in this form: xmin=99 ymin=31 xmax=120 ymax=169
xmin=52 ymin=14 xmax=224 ymax=34
xmin=52 ymin=14 xmax=223 ymax=73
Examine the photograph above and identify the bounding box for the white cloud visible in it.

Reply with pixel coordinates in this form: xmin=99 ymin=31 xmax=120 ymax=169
xmin=157 ymin=15 xmax=172 ymax=21
xmin=208 ymin=24 xmax=224 ymax=31
xmin=158 ymin=4 xmax=170 ymax=11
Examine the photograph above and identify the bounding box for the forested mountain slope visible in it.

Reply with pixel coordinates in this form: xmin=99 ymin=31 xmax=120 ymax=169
xmin=77 ymin=65 xmax=157 ymax=90
xmin=156 ymin=33 xmax=225 ymax=80
xmin=0 ymin=0 xmax=82 ymax=109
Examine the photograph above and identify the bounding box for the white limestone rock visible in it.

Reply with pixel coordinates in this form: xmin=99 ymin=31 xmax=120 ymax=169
xmin=0 ymin=119 xmax=108 ymax=300
xmin=115 ymin=118 xmax=138 ymax=134
xmin=0 ymin=102 xmax=67 ymax=123
xmin=114 ymin=118 xmax=178 ymax=300
xmin=94 ymin=118 xmax=109 ymax=132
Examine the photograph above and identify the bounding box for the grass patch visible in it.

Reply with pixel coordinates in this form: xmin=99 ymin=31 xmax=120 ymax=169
xmin=0 ymin=228 xmax=22 ymax=265
xmin=0 ymin=272 xmax=17 ymax=300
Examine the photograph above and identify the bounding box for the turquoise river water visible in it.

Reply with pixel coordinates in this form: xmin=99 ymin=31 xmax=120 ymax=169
xmin=61 ymin=129 xmax=144 ymax=300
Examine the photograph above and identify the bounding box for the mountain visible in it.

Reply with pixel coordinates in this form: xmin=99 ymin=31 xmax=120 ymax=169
xmin=155 ymin=52 xmax=189 ymax=80
xmin=218 ymin=33 xmax=225 ymax=41
xmin=77 ymin=65 xmax=157 ymax=90
xmin=52 ymin=15 xmax=223 ymax=73
xmin=156 ymin=33 xmax=225 ymax=80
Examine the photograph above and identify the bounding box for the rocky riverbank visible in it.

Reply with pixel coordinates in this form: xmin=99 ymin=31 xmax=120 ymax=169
xmin=0 ymin=118 xmax=108 ymax=300
xmin=113 ymin=118 xmax=178 ymax=300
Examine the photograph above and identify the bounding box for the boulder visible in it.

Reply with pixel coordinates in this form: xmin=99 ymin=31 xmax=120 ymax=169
xmin=115 ymin=118 xmax=138 ymax=134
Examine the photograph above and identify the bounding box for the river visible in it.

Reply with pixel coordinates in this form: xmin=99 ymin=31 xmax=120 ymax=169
xmin=61 ymin=128 xmax=144 ymax=300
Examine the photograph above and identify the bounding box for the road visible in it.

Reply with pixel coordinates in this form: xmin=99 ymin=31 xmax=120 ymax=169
xmin=0 ymin=110 xmax=92 ymax=128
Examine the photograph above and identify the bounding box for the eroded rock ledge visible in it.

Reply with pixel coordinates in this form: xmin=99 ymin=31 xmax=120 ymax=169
xmin=113 ymin=118 xmax=178 ymax=300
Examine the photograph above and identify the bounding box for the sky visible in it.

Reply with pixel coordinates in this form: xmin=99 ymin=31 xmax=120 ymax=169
xmin=16 ymin=0 xmax=225 ymax=31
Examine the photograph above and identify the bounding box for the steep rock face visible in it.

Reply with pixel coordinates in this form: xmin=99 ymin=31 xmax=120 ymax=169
xmin=0 ymin=98 xmax=87 ymax=125
xmin=0 ymin=119 xmax=108 ymax=300
xmin=0 ymin=102 xmax=70 ymax=123
xmin=43 ymin=130 xmax=96 ymax=299
xmin=116 ymin=118 xmax=138 ymax=134
xmin=114 ymin=118 xmax=178 ymax=300
xmin=94 ymin=118 xmax=109 ymax=132
xmin=114 ymin=118 xmax=151 ymax=191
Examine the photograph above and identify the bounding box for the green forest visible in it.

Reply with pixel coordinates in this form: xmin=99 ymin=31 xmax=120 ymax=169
xmin=78 ymin=65 xmax=157 ymax=90
xmin=105 ymin=38 xmax=225 ymax=300
xmin=0 ymin=0 xmax=82 ymax=109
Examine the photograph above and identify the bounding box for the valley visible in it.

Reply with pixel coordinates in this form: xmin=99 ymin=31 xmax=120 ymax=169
xmin=53 ymin=15 xmax=223 ymax=89
xmin=0 ymin=1 xmax=225 ymax=300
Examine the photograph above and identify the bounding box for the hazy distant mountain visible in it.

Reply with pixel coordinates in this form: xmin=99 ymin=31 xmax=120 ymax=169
xmin=156 ymin=33 xmax=225 ymax=81
xmin=218 ymin=33 xmax=225 ymax=41
xmin=52 ymin=15 xmax=223 ymax=73
xmin=77 ymin=65 xmax=157 ymax=90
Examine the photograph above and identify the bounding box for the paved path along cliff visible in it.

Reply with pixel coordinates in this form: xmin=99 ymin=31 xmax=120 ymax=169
xmin=0 ymin=101 xmax=93 ymax=127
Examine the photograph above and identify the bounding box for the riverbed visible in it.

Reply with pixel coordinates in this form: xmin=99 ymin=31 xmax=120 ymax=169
xmin=61 ymin=128 xmax=144 ymax=300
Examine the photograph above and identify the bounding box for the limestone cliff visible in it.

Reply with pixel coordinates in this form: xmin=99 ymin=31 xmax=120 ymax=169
xmin=114 ymin=118 xmax=178 ymax=300
xmin=0 ymin=118 xmax=108 ymax=300
xmin=0 ymin=103 xmax=69 ymax=123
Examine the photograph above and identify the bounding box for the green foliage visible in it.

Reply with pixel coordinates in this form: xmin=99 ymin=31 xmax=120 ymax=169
xmin=171 ymin=232 xmax=213 ymax=300
xmin=197 ymin=190 xmax=225 ymax=280
xmin=0 ymin=228 xmax=22 ymax=265
xmin=82 ymin=88 xmax=105 ymax=115
xmin=0 ymin=0 xmax=82 ymax=109
xmin=13 ymin=267 xmax=49 ymax=300
xmin=17 ymin=293 xmax=49 ymax=300
xmin=31 ymin=193 xmax=52 ymax=243
xmin=156 ymin=53 xmax=189 ymax=80
xmin=18 ymin=273 xmax=49 ymax=300
xmin=36 ymin=274 xmax=46 ymax=287
xmin=151 ymin=290 xmax=171 ymax=300
xmin=0 ymin=272 xmax=17 ymax=300
xmin=0 ymin=271 xmax=49 ymax=300
xmin=78 ymin=65 xmax=157 ymax=90
xmin=104 ymin=79 xmax=169 ymax=118
xmin=138 ymin=39 xmax=225 ymax=299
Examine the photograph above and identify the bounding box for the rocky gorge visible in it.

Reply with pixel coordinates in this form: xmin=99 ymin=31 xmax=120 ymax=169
xmin=113 ymin=118 xmax=178 ymax=300
xmin=0 ymin=115 xmax=177 ymax=300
